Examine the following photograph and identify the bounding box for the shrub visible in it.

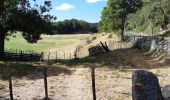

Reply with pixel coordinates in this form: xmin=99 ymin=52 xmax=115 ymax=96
xmin=0 ymin=84 xmax=5 ymax=89
xmin=108 ymin=34 xmax=113 ymax=38
xmin=86 ymin=38 xmax=92 ymax=44
xmin=92 ymin=36 xmax=97 ymax=40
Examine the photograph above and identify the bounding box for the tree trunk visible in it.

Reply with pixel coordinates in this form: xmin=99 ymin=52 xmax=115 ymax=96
xmin=121 ymin=12 xmax=127 ymax=41
xmin=0 ymin=0 xmax=5 ymax=16
xmin=0 ymin=28 xmax=6 ymax=60
xmin=0 ymin=0 xmax=5 ymax=60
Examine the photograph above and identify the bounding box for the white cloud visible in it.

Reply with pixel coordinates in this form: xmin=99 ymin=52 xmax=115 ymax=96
xmin=56 ymin=3 xmax=75 ymax=11
xmin=86 ymin=0 xmax=107 ymax=3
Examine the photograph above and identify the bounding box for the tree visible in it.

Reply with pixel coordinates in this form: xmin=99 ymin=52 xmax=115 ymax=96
xmin=127 ymin=0 xmax=170 ymax=35
xmin=0 ymin=0 xmax=56 ymax=60
xmin=149 ymin=0 xmax=170 ymax=31
xmin=100 ymin=0 xmax=142 ymax=40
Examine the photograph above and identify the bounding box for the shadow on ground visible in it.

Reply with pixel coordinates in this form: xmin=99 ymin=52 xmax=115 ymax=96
xmin=56 ymin=48 xmax=170 ymax=69
xmin=0 ymin=48 xmax=169 ymax=80
xmin=0 ymin=61 xmax=73 ymax=80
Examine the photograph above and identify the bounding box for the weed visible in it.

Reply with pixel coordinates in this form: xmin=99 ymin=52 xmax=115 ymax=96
xmin=92 ymin=36 xmax=97 ymax=40
xmin=0 ymin=83 xmax=6 ymax=89
xmin=108 ymin=34 xmax=113 ymax=38
xmin=86 ymin=38 xmax=92 ymax=44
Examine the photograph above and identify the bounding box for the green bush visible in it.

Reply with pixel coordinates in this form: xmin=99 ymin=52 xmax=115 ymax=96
xmin=108 ymin=34 xmax=113 ymax=38
xmin=0 ymin=84 xmax=5 ymax=89
xmin=92 ymin=36 xmax=97 ymax=40
xmin=86 ymin=38 xmax=92 ymax=44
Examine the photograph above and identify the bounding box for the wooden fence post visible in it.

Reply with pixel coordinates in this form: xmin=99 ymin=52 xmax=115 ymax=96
xmin=41 ymin=52 xmax=44 ymax=62
xmin=91 ymin=67 xmax=96 ymax=100
xmin=56 ymin=52 xmax=58 ymax=61
xmin=48 ymin=52 xmax=50 ymax=62
xmin=64 ymin=52 xmax=65 ymax=59
xmin=20 ymin=51 xmax=22 ymax=60
xmin=44 ymin=68 xmax=48 ymax=99
xmin=70 ymin=52 xmax=71 ymax=59
xmin=7 ymin=63 xmax=13 ymax=100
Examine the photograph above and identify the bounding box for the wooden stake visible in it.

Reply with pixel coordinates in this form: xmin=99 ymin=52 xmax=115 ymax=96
xmin=48 ymin=52 xmax=50 ymax=63
xmin=7 ymin=63 xmax=13 ymax=100
xmin=44 ymin=68 xmax=48 ymax=99
xmin=56 ymin=52 xmax=58 ymax=61
xmin=70 ymin=52 xmax=71 ymax=59
xmin=91 ymin=67 xmax=96 ymax=100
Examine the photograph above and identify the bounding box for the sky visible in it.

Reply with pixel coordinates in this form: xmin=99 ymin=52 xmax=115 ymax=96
xmin=34 ymin=0 xmax=108 ymax=23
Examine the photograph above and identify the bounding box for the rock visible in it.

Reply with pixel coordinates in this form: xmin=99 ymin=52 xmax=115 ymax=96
xmin=162 ymin=85 xmax=170 ymax=100
xmin=132 ymin=70 xmax=164 ymax=100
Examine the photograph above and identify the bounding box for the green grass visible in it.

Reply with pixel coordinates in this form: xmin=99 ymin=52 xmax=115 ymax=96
xmin=5 ymin=33 xmax=91 ymax=52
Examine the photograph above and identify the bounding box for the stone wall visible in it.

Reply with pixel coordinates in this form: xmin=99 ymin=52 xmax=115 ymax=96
xmin=132 ymin=36 xmax=169 ymax=53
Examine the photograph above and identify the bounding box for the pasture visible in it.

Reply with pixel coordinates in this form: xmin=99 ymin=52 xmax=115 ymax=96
xmin=5 ymin=33 xmax=92 ymax=52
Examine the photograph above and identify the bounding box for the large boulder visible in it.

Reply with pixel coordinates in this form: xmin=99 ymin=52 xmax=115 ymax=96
xmin=132 ymin=70 xmax=164 ymax=100
xmin=162 ymin=85 xmax=170 ymax=100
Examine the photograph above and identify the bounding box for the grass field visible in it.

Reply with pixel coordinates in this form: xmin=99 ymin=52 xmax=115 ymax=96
xmin=5 ymin=33 xmax=92 ymax=52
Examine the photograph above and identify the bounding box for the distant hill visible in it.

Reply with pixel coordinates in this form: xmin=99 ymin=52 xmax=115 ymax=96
xmin=52 ymin=19 xmax=99 ymax=34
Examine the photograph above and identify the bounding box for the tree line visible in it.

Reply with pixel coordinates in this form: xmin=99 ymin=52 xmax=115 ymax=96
xmin=53 ymin=19 xmax=98 ymax=34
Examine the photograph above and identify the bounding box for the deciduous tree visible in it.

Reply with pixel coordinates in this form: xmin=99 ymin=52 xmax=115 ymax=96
xmin=0 ymin=0 xmax=56 ymax=60
xmin=100 ymin=0 xmax=142 ymax=40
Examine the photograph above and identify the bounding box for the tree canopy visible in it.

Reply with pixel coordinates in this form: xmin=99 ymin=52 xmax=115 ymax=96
xmin=127 ymin=0 xmax=170 ymax=35
xmin=99 ymin=0 xmax=143 ymax=40
xmin=53 ymin=19 xmax=98 ymax=34
xmin=100 ymin=0 xmax=170 ymax=37
xmin=0 ymin=0 xmax=56 ymax=60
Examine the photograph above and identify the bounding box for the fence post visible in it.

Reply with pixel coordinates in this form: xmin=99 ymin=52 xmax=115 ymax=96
xmin=56 ymin=52 xmax=58 ymax=61
xmin=41 ymin=52 xmax=44 ymax=62
xmin=48 ymin=52 xmax=50 ymax=62
xmin=44 ymin=68 xmax=48 ymax=99
xmin=70 ymin=52 xmax=71 ymax=59
xmin=20 ymin=51 xmax=22 ymax=61
xmin=64 ymin=52 xmax=65 ymax=59
xmin=7 ymin=63 xmax=13 ymax=100
xmin=91 ymin=67 xmax=96 ymax=100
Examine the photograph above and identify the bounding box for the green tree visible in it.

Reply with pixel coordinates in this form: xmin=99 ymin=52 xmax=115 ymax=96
xmin=100 ymin=0 xmax=143 ymax=40
xmin=0 ymin=0 xmax=56 ymax=60
xmin=127 ymin=0 xmax=170 ymax=35
xmin=53 ymin=19 xmax=98 ymax=34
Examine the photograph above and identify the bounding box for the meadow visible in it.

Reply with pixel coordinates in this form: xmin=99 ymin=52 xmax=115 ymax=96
xmin=5 ymin=33 xmax=91 ymax=52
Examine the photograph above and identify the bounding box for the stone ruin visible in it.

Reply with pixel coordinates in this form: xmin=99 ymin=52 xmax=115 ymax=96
xmin=129 ymin=36 xmax=170 ymax=60
xmin=132 ymin=36 xmax=169 ymax=53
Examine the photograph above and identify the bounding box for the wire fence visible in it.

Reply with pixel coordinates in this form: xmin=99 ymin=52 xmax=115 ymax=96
xmin=2 ymin=64 xmax=97 ymax=100
xmin=108 ymin=41 xmax=134 ymax=50
xmin=4 ymin=41 xmax=134 ymax=62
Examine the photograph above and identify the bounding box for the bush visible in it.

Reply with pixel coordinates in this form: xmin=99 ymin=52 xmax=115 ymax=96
xmin=76 ymin=45 xmax=83 ymax=52
xmin=86 ymin=38 xmax=92 ymax=44
xmin=92 ymin=36 xmax=97 ymax=40
xmin=108 ymin=34 xmax=113 ymax=38
xmin=0 ymin=84 xmax=5 ymax=89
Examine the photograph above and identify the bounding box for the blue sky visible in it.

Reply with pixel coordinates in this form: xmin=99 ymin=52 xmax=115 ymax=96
xmin=35 ymin=0 xmax=107 ymax=23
